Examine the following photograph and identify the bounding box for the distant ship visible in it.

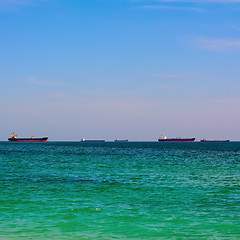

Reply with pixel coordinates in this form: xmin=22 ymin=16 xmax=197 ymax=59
xmin=158 ymin=136 xmax=195 ymax=142
xmin=200 ymin=139 xmax=230 ymax=142
xmin=114 ymin=138 xmax=128 ymax=142
xmin=8 ymin=133 xmax=48 ymax=142
xmin=81 ymin=138 xmax=105 ymax=142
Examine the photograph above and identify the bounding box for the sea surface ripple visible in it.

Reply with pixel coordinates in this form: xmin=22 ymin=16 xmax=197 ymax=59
xmin=0 ymin=142 xmax=240 ymax=239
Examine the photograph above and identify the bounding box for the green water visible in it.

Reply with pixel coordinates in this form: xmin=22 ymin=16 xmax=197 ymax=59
xmin=0 ymin=142 xmax=240 ymax=239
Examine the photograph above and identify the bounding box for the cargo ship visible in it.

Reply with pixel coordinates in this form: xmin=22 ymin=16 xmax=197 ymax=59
xmin=8 ymin=133 xmax=48 ymax=142
xmin=158 ymin=136 xmax=195 ymax=142
xmin=114 ymin=138 xmax=128 ymax=142
xmin=200 ymin=139 xmax=230 ymax=142
xmin=81 ymin=138 xmax=105 ymax=142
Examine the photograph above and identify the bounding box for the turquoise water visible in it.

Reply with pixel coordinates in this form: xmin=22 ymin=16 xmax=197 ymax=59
xmin=1 ymin=142 xmax=240 ymax=239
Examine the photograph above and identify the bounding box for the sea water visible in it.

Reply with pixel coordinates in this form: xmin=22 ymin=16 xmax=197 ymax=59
xmin=0 ymin=141 xmax=240 ymax=239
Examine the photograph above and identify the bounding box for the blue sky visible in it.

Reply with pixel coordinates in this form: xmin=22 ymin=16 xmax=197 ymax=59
xmin=0 ymin=0 xmax=240 ymax=140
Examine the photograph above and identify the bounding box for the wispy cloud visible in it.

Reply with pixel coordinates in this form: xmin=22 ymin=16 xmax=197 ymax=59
xmin=130 ymin=0 xmax=240 ymax=3
xmin=0 ymin=0 xmax=47 ymax=9
xmin=47 ymin=92 xmax=71 ymax=98
xmin=194 ymin=38 xmax=240 ymax=51
xmin=137 ymin=5 xmax=207 ymax=12
xmin=0 ymin=0 xmax=27 ymax=3
xmin=208 ymin=98 xmax=240 ymax=104
xmin=149 ymin=83 xmax=177 ymax=88
xmin=149 ymin=73 xmax=199 ymax=78
xmin=230 ymin=25 xmax=240 ymax=32
xmin=0 ymin=0 xmax=45 ymax=4
xmin=27 ymin=77 xmax=65 ymax=86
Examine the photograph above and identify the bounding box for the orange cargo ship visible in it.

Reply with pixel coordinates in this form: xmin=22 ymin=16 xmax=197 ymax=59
xmin=8 ymin=133 xmax=48 ymax=142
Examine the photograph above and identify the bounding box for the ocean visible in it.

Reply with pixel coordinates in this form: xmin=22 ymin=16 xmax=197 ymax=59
xmin=0 ymin=141 xmax=240 ymax=239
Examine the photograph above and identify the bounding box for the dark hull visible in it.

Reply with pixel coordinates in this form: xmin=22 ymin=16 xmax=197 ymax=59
xmin=114 ymin=140 xmax=128 ymax=142
xmin=81 ymin=140 xmax=105 ymax=142
xmin=201 ymin=140 xmax=230 ymax=142
xmin=8 ymin=137 xmax=48 ymax=142
xmin=158 ymin=138 xmax=195 ymax=142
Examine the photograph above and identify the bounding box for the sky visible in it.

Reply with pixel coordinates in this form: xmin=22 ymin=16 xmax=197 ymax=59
xmin=0 ymin=0 xmax=240 ymax=141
